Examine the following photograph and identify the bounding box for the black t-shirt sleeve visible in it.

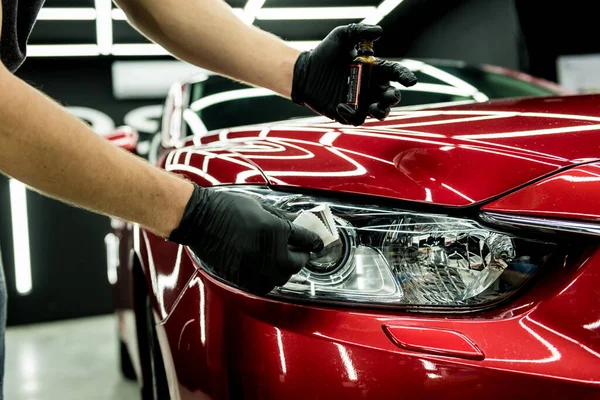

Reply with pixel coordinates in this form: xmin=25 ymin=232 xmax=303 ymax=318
xmin=0 ymin=0 xmax=45 ymax=72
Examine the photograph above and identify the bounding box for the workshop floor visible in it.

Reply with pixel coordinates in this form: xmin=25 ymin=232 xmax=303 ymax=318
xmin=5 ymin=315 xmax=139 ymax=400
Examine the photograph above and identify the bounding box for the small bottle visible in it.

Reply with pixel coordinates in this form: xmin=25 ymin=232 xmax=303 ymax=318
xmin=346 ymin=40 xmax=378 ymax=114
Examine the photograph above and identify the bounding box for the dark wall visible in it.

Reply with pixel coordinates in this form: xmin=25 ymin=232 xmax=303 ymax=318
xmin=515 ymin=0 xmax=600 ymax=82
xmin=1 ymin=58 xmax=159 ymax=326
xmin=378 ymin=0 xmax=523 ymax=71
xmin=405 ymin=0 xmax=521 ymax=69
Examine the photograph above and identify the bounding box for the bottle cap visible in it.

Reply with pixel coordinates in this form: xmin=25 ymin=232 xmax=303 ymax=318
xmin=357 ymin=40 xmax=375 ymax=56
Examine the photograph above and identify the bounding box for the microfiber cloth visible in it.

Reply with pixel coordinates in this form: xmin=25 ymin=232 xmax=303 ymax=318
xmin=293 ymin=204 xmax=339 ymax=247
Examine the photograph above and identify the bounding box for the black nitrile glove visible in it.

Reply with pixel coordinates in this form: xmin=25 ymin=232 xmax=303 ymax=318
xmin=169 ymin=185 xmax=324 ymax=295
xmin=292 ymin=24 xmax=418 ymax=126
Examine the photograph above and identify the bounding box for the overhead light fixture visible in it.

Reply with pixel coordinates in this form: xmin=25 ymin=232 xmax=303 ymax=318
xmin=287 ymin=41 xmax=320 ymax=51
xmin=112 ymin=7 xmax=244 ymax=21
xmin=27 ymin=42 xmax=317 ymax=57
xmin=9 ymin=179 xmax=33 ymax=295
xmin=27 ymin=44 xmax=101 ymax=57
xmin=111 ymin=43 xmax=170 ymax=56
xmin=111 ymin=8 xmax=127 ymax=20
xmin=183 ymin=109 xmax=209 ymax=137
xmin=231 ymin=9 xmax=246 ymax=20
xmin=37 ymin=7 xmax=97 ymax=20
xmin=190 ymin=87 xmax=274 ymax=112
xmin=256 ymin=7 xmax=375 ymax=20
xmin=104 ymin=233 xmax=119 ymax=285
xmin=95 ymin=0 xmax=113 ymax=55
xmin=242 ymin=0 xmax=266 ymax=24
xmin=362 ymin=0 xmax=405 ymax=25
xmin=390 ymin=82 xmax=476 ymax=98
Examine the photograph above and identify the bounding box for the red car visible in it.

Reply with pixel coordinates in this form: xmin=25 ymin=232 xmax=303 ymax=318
xmin=106 ymin=60 xmax=600 ymax=399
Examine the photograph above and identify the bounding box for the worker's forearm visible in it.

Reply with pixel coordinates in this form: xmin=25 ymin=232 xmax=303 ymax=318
xmin=0 ymin=66 xmax=193 ymax=238
xmin=115 ymin=0 xmax=300 ymax=98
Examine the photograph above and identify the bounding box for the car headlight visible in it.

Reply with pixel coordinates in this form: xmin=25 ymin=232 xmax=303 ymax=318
xmin=204 ymin=187 xmax=555 ymax=309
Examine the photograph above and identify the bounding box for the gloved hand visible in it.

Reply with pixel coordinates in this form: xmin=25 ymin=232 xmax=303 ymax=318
xmin=169 ymin=185 xmax=324 ymax=295
xmin=292 ymin=24 xmax=417 ymax=126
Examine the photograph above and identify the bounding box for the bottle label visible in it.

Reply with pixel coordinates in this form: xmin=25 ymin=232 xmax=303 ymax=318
xmin=346 ymin=63 xmax=362 ymax=108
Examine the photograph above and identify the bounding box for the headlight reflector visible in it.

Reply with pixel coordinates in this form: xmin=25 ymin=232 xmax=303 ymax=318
xmin=205 ymin=188 xmax=555 ymax=308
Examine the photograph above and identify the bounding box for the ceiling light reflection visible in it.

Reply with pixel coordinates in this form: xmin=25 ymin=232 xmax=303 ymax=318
xmin=421 ymin=359 xmax=437 ymax=371
xmin=383 ymin=113 xmax=515 ymax=129
xmin=425 ymin=188 xmax=433 ymax=202
xmin=460 ymin=138 xmax=568 ymax=162
xmin=527 ymin=317 xmax=600 ymax=359
xmin=198 ymin=277 xmax=206 ymax=345
xmin=190 ymin=88 xmax=274 ymax=112
xmin=543 ymin=175 xmax=600 ymax=183
xmin=420 ymin=64 xmax=488 ymax=101
xmin=337 ymin=148 xmax=395 ymax=166
xmin=341 ymin=130 xmax=449 ymax=146
xmin=335 ymin=343 xmax=358 ymax=381
xmin=487 ymin=318 xmax=560 ymax=364
xmin=177 ymin=319 xmax=196 ymax=350
xmin=156 ymin=245 xmax=183 ymax=308
xmin=583 ymin=319 xmax=600 ymax=330
xmin=456 ymin=123 xmax=600 ymax=140
xmin=142 ymin=230 xmax=167 ymax=317
xmin=183 ymin=109 xmax=209 ymax=137
xmin=458 ymin=145 xmax=561 ymax=168
xmin=440 ymin=183 xmax=475 ymax=203
xmin=275 ymin=328 xmax=287 ymax=375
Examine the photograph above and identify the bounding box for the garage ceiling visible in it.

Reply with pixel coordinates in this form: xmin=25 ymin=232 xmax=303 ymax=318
xmin=29 ymin=0 xmax=405 ymax=57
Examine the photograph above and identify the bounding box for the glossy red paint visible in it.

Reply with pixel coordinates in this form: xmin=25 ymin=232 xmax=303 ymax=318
xmin=382 ymin=325 xmax=485 ymax=360
xmin=116 ymin=92 xmax=600 ymax=399
xmin=137 ymin=229 xmax=197 ymax=321
xmin=166 ymin=95 xmax=600 ymax=206
xmin=159 ymin=138 xmax=269 ymax=188
xmin=151 ymin=248 xmax=600 ymax=399
xmin=483 ymin=162 xmax=600 ymax=221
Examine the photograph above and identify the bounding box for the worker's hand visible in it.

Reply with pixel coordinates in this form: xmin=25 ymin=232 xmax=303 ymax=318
xmin=169 ymin=185 xmax=324 ymax=295
xmin=292 ymin=23 xmax=417 ymax=126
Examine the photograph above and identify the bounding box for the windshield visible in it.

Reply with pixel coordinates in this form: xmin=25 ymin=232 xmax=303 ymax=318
xmin=188 ymin=59 xmax=560 ymax=133
xmin=432 ymin=64 xmax=558 ymax=99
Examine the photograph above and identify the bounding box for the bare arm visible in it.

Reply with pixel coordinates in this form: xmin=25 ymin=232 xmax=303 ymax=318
xmin=114 ymin=0 xmax=301 ymax=98
xmin=0 ymin=2 xmax=193 ymax=237
xmin=0 ymin=63 xmax=194 ymax=237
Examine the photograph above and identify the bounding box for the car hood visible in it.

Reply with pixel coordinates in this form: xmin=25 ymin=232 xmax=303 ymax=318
xmin=169 ymin=95 xmax=600 ymax=207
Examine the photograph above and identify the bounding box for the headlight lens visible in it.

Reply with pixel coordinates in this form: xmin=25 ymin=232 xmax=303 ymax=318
xmin=207 ymin=187 xmax=555 ymax=308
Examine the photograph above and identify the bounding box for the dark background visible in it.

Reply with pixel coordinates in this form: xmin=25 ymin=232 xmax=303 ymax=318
xmin=2 ymin=0 xmax=599 ymax=325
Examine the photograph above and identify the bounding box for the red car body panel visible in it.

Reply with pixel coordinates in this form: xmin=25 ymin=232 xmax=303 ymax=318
xmin=483 ymin=162 xmax=600 ymax=221
xmin=154 ymin=248 xmax=600 ymax=399
xmin=137 ymin=229 xmax=198 ymax=321
xmin=115 ymin=94 xmax=600 ymax=399
xmin=167 ymin=95 xmax=600 ymax=207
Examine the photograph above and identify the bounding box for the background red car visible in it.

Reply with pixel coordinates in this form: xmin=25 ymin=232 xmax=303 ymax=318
xmin=106 ymin=60 xmax=600 ymax=399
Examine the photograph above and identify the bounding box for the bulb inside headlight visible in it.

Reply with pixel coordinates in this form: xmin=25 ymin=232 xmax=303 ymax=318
xmin=306 ymin=218 xmax=351 ymax=275
xmin=201 ymin=187 xmax=555 ymax=308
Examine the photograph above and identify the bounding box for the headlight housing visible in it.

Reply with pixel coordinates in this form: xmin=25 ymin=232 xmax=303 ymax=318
xmin=198 ymin=187 xmax=555 ymax=309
